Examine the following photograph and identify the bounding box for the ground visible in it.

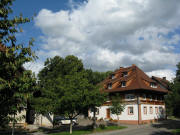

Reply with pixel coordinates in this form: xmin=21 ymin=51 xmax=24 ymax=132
xmin=1 ymin=119 xmax=180 ymax=135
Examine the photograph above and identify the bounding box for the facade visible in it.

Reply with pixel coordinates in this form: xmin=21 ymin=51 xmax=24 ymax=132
xmin=89 ymin=64 xmax=169 ymax=124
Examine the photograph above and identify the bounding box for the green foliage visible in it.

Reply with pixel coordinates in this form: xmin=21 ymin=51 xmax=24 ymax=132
xmin=0 ymin=0 xmax=36 ymax=127
xmin=34 ymin=55 xmax=107 ymax=133
xmin=165 ymin=62 xmax=180 ymax=117
xmin=99 ymin=124 xmax=106 ymax=129
xmin=110 ymin=94 xmax=125 ymax=119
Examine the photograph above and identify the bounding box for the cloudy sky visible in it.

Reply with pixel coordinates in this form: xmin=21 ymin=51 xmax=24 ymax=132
xmin=12 ymin=0 xmax=180 ymax=81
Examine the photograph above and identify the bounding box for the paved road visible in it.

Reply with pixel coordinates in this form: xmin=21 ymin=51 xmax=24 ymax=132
xmin=31 ymin=119 xmax=180 ymax=135
xmin=90 ymin=124 xmax=173 ymax=135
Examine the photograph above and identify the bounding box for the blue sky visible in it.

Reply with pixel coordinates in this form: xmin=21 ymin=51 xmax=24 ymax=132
xmin=11 ymin=0 xmax=180 ymax=80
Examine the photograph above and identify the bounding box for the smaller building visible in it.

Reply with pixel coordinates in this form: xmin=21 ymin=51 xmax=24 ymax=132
xmin=89 ymin=64 xmax=169 ymax=124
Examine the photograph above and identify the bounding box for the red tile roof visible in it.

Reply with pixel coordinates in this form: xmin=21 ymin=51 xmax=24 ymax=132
xmin=152 ymin=76 xmax=170 ymax=90
xmin=103 ymin=64 xmax=168 ymax=93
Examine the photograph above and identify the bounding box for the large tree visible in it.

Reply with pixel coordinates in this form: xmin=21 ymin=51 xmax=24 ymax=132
xmin=165 ymin=62 xmax=180 ymax=117
xmin=34 ymin=55 xmax=107 ymax=134
xmin=0 ymin=0 xmax=36 ymax=130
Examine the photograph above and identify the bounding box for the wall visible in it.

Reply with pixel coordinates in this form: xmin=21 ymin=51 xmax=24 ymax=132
xmin=89 ymin=104 xmax=138 ymax=121
xmin=141 ymin=104 xmax=165 ymax=120
xmin=34 ymin=114 xmax=54 ymax=127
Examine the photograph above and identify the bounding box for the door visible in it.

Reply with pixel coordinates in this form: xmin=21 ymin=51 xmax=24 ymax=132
xmin=106 ymin=108 xmax=111 ymax=119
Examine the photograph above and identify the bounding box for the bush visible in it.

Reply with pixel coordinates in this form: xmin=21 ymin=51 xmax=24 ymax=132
xmin=99 ymin=124 xmax=106 ymax=129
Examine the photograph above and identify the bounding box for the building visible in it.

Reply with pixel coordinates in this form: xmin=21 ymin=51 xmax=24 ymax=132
xmin=89 ymin=64 xmax=169 ymax=124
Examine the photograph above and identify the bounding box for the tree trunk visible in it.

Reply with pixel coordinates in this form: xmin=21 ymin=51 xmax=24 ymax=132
xmin=92 ymin=108 xmax=97 ymax=129
xmin=70 ymin=119 xmax=73 ymax=134
xmin=12 ymin=114 xmax=15 ymax=135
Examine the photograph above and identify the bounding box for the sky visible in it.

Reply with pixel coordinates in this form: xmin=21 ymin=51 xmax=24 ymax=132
xmin=11 ymin=0 xmax=180 ymax=81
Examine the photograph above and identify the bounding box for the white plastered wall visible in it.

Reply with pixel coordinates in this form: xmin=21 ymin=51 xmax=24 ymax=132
xmin=141 ymin=104 xmax=165 ymax=120
xmin=89 ymin=104 xmax=138 ymax=120
xmin=34 ymin=114 xmax=53 ymax=127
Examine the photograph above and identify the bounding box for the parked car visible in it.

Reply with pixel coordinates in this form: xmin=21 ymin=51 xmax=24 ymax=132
xmin=53 ymin=116 xmax=78 ymax=126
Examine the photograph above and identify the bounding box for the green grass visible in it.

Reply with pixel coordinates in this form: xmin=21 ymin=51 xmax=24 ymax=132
xmin=172 ymin=129 xmax=180 ymax=135
xmin=95 ymin=125 xmax=127 ymax=132
xmin=49 ymin=130 xmax=92 ymax=135
xmin=49 ymin=126 xmax=127 ymax=135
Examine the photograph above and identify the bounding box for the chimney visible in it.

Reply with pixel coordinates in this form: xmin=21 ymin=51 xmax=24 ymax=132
xmin=163 ymin=77 xmax=166 ymax=80
xmin=132 ymin=64 xmax=136 ymax=66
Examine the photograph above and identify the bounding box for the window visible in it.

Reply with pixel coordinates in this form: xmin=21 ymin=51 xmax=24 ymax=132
xmin=122 ymin=72 xmax=128 ymax=77
xmin=150 ymin=82 xmax=157 ymax=88
xmin=121 ymin=81 xmax=126 ymax=87
xmin=111 ymin=74 xmax=115 ymax=79
xmin=128 ymin=107 xmax=134 ymax=115
xmin=125 ymin=94 xmax=135 ymax=100
xmin=159 ymin=107 xmax=163 ymax=114
xmin=144 ymin=106 xmax=147 ymax=115
xmin=155 ymin=107 xmax=158 ymax=114
xmin=159 ymin=96 xmax=163 ymax=101
xmin=95 ymin=108 xmax=99 ymax=115
xmin=149 ymin=95 xmax=152 ymax=101
xmin=107 ymin=83 xmax=112 ymax=89
xmin=142 ymin=94 xmax=146 ymax=100
xmin=149 ymin=107 xmax=153 ymax=114
xmin=155 ymin=96 xmax=157 ymax=101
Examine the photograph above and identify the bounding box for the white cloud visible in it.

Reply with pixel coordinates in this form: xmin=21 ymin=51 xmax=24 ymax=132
xmin=34 ymin=0 xmax=180 ymax=80
xmin=146 ymin=69 xmax=176 ymax=81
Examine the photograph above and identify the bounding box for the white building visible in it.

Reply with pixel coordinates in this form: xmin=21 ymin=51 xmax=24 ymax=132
xmin=89 ymin=64 xmax=169 ymax=124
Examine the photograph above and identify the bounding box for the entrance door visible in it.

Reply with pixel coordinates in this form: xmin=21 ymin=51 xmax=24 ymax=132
xmin=106 ymin=108 xmax=111 ymax=119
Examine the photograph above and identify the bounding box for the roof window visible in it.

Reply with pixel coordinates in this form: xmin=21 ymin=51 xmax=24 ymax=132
xmin=150 ymin=82 xmax=157 ymax=88
xmin=122 ymin=72 xmax=128 ymax=77
xmin=121 ymin=81 xmax=126 ymax=87
xmin=107 ymin=83 xmax=112 ymax=89
xmin=111 ymin=74 xmax=115 ymax=79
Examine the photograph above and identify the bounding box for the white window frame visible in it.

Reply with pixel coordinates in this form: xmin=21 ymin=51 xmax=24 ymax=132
xmin=121 ymin=81 xmax=126 ymax=87
xmin=108 ymin=83 xmax=112 ymax=89
xmin=150 ymin=82 xmax=157 ymax=88
xmin=111 ymin=74 xmax=115 ymax=79
xmin=142 ymin=94 xmax=146 ymax=100
xmin=149 ymin=95 xmax=153 ymax=101
xmin=122 ymin=72 xmax=128 ymax=77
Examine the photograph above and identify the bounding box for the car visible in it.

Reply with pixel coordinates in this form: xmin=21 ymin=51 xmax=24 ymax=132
xmin=53 ymin=116 xmax=78 ymax=126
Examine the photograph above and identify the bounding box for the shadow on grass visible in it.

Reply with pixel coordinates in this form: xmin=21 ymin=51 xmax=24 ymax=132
xmin=38 ymin=125 xmax=93 ymax=134
xmin=151 ymin=119 xmax=180 ymax=130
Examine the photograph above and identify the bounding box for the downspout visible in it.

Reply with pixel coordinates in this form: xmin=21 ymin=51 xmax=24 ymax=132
xmin=137 ymin=94 xmax=141 ymax=124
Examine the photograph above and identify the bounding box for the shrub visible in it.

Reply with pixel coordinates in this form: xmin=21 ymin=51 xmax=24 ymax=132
xmin=99 ymin=124 xmax=106 ymax=129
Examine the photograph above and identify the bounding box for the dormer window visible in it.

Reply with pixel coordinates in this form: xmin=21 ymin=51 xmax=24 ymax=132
xmin=150 ymin=82 xmax=157 ymax=88
xmin=107 ymin=83 xmax=112 ymax=89
xmin=111 ymin=74 xmax=115 ymax=79
xmin=121 ymin=81 xmax=126 ymax=87
xmin=122 ymin=72 xmax=128 ymax=77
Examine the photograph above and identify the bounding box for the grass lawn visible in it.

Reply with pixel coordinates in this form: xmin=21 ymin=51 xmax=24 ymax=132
xmin=172 ymin=129 xmax=180 ymax=135
xmin=49 ymin=125 xmax=127 ymax=135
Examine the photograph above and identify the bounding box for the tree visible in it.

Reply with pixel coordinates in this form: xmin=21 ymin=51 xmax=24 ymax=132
xmin=165 ymin=62 xmax=180 ymax=117
xmin=0 ymin=0 xmax=36 ymax=132
xmin=110 ymin=94 xmax=125 ymax=120
xmin=34 ymin=55 xmax=107 ymax=134
xmin=85 ymin=69 xmax=110 ymax=129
